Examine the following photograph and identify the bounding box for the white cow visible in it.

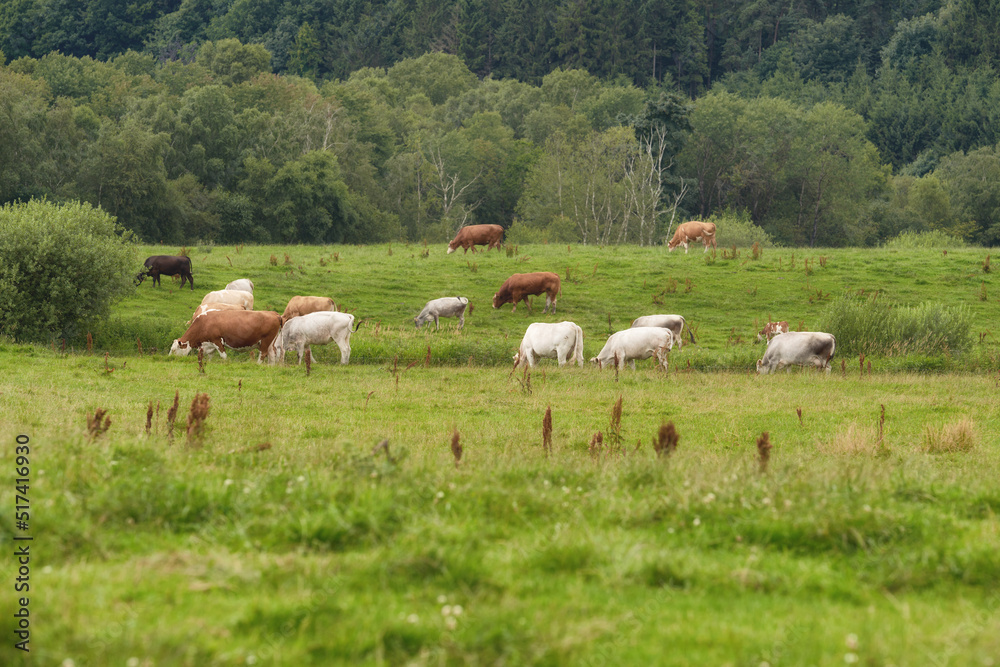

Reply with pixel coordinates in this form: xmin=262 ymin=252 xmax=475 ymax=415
xmin=414 ymin=297 xmax=469 ymax=330
xmin=226 ymin=278 xmax=254 ymax=293
xmin=201 ymin=289 xmax=253 ymax=310
xmin=512 ymin=321 xmax=584 ymax=369
xmin=756 ymin=332 xmax=836 ymax=374
xmin=591 ymin=327 xmax=675 ymax=371
xmin=630 ymin=314 xmax=695 ymax=349
xmin=281 ymin=311 xmax=356 ymax=365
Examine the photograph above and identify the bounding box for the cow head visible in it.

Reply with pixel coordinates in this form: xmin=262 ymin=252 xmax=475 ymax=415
xmin=755 ymin=358 xmax=767 ymax=374
xmin=169 ymin=340 xmax=192 ymax=356
xmin=135 ymin=269 xmax=149 ymax=285
xmin=414 ymin=316 xmax=424 ymax=329
xmin=492 ymin=293 xmax=502 ymax=309
xmin=446 ymin=243 xmax=457 ymax=254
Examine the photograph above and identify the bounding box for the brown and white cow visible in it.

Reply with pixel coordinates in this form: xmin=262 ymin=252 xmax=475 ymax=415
xmin=630 ymin=314 xmax=696 ymax=349
xmin=282 ymin=295 xmax=336 ymax=320
xmin=169 ymin=310 xmax=283 ymax=364
xmin=447 ymin=224 xmax=504 ymax=254
xmin=492 ymin=272 xmax=561 ymax=314
xmin=756 ymin=331 xmax=836 ymax=374
xmin=188 ymin=302 xmax=243 ymax=325
xmin=667 ymin=221 xmax=717 ymax=254
xmin=201 ymin=289 xmax=253 ymax=310
xmin=756 ymin=320 xmax=789 ymax=343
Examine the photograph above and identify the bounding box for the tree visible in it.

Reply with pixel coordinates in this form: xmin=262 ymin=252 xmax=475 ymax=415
xmin=0 ymin=199 xmax=137 ymax=342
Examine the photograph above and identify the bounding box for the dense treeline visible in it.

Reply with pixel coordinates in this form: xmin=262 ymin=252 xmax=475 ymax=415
xmin=3 ymin=0 xmax=1000 ymax=246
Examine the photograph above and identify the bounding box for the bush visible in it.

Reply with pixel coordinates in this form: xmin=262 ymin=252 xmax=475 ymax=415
xmin=706 ymin=210 xmax=776 ymax=248
xmin=0 ymin=199 xmax=138 ymax=342
xmin=818 ymin=292 xmax=972 ymax=356
xmin=883 ymin=230 xmax=970 ymax=249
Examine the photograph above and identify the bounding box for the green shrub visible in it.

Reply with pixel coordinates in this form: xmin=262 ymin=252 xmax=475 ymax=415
xmin=819 ymin=292 xmax=972 ymax=356
xmin=708 ymin=210 xmax=776 ymax=248
xmin=883 ymin=230 xmax=970 ymax=249
xmin=0 ymin=199 xmax=138 ymax=342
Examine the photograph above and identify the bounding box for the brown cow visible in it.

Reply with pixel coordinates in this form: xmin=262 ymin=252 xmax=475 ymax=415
xmin=447 ymin=224 xmax=504 ymax=254
xmin=667 ymin=221 xmax=717 ymax=254
xmin=282 ymin=295 xmax=336 ymax=320
xmin=492 ymin=272 xmax=561 ymax=314
xmin=169 ymin=310 xmax=283 ymax=364
xmin=756 ymin=320 xmax=789 ymax=343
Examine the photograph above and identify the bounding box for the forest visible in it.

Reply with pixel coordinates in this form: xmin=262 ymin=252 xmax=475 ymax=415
xmin=3 ymin=0 xmax=1000 ymax=247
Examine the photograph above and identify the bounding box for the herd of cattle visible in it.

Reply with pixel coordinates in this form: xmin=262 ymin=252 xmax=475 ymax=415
xmin=138 ymin=223 xmax=838 ymax=374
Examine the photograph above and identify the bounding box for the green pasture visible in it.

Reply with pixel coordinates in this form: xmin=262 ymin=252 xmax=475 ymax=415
xmin=1 ymin=242 xmax=1000 ymax=665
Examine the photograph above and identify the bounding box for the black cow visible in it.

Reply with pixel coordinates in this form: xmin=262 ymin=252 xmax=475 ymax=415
xmin=137 ymin=255 xmax=194 ymax=290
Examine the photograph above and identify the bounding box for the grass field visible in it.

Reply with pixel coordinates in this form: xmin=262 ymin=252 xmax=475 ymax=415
xmin=2 ymin=242 xmax=1000 ymax=665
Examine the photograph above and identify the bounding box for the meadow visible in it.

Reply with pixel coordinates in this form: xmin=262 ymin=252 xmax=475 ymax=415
xmin=1 ymin=241 xmax=999 ymax=665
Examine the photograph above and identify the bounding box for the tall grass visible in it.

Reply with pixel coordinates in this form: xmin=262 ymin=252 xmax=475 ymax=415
xmin=819 ymin=292 xmax=973 ymax=355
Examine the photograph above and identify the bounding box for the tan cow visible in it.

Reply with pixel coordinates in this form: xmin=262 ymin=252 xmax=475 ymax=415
xmin=169 ymin=310 xmax=283 ymax=364
xmin=447 ymin=224 xmax=504 ymax=254
xmin=200 ymin=289 xmax=253 ymax=310
xmin=756 ymin=320 xmax=789 ymax=343
xmin=282 ymin=295 xmax=336 ymax=320
xmin=667 ymin=221 xmax=717 ymax=254
xmin=492 ymin=272 xmax=561 ymax=314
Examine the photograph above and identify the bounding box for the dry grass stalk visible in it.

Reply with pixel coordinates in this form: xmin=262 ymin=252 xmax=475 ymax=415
xmin=756 ymin=432 xmax=772 ymax=473
xmin=197 ymin=347 xmax=205 ymax=374
xmin=136 ymin=337 xmax=143 ymax=356
xmin=305 ymin=350 xmax=312 ymax=376
xmin=229 ymin=442 xmax=272 ymax=454
xmin=425 ymin=345 xmax=431 ymax=367
xmin=652 ymin=421 xmax=679 ymax=458
xmin=608 ymin=396 xmax=624 ymax=447
xmin=874 ymin=404 xmax=888 ymax=455
xmin=186 ymin=393 xmax=210 ymax=446
xmin=86 ymin=332 xmax=93 ymax=354
xmin=145 ymin=402 xmax=153 ymax=435
xmin=87 ymin=408 xmax=111 ymax=439
xmin=751 ymin=242 xmax=761 ymax=260
xmin=450 ymin=429 xmax=462 ymax=468
xmin=372 ymin=438 xmax=396 ymax=463
xmin=796 ymin=407 xmax=803 ymax=426
xmin=284 ymin=252 xmax=292 ymax=264
xmin=984 ymin=254 xmax=991 ymax=273
xmin=588 ymin=431 xmax=604 ymax=460
xmin=922 ymin=419 xmax=978 ymax=453
xmin=269 ymin=254 xmax=278 ymax=266
xmin=166 ymin=390 xmax=179 ymax=442
xmin=542 ymin=406 xmax=553 ymax=457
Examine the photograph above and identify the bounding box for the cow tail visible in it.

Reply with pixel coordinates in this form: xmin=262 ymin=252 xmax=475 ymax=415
xmin=352 ymin=316 xmax=362 ymax=332
xmin=574 ymin=325 xmax=584 ymax=366
xmin=688 ymin=324 xmax=696 ymax=345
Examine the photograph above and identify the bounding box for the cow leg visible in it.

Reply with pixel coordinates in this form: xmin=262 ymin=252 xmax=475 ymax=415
xmin=434 ymin=315 xmax=440 ymax=331
xmin=656 ymin=346 xmax=670 ymax=371
xmin=630 ymin=359 xmax=636 ymax=371
xmin=683 ymin=242 xmax=689 ymax=254
xmin=523 ymin=296 xmax=532 ymax=313
xmin=337 ymin=337 xmax=351 ymax=364
xmin=457 ymin=313 xmax=464 ymax=330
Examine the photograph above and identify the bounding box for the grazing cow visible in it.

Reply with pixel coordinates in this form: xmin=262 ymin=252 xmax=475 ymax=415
xmin=281 ymin=311 xmax=358 ymax=365
xmin=630 ymin=314 xmax=696 ymax=349
xmin=667 ymin=221 xmax=717 ymax=254
xmin=188 ymin=302 xmax=243 ymax=325
xmin=414 ymin=297 xmax=469 ymax=330
xmin=282 ymin=295 xmax=336 ymax=320
xmin=169 ymin=310 xmax=283 ymax=363
xmin=137 ymin=255 xmax=194 ymax=290
xmin=201 ymin=289 xmax=253 ymax=310
xmin=756 ymin=332 xmax=836 ymax=375
xmin=512 ymin=321 xmax=584 ymax=369
xmin=492 ymin=272 xmax=561 ymax=314
xmin=226 ymin=278 xmax=254 ymax=293
xmin=756 ymin=320 xmax=789 ymax=343
xmin=447 ymin=224 xmax=505 ymax=254
xmin=591 ymin=327 xmax=674 ymax=372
